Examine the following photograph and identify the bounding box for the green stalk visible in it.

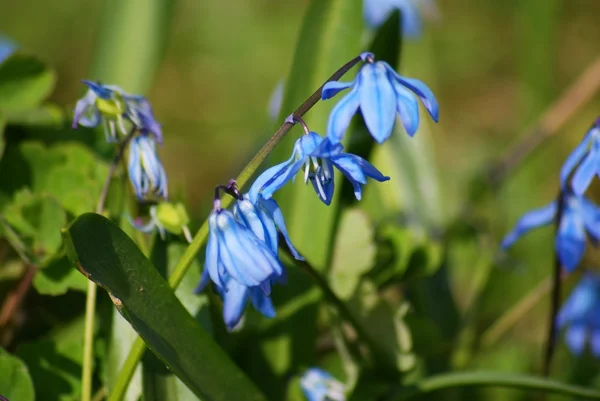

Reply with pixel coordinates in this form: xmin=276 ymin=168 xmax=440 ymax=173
xmin=385 ymin=371 xmax=600 ymax=401
xmin=81 ymin=282 xmax=97 ymax=401
xmin=108 ymin=54 xmax=364 ymax=401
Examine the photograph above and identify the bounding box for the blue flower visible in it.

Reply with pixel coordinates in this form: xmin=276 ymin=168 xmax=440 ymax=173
xmin=364 ymin=0 xmax=429 ymax=37
xmin=300 ymin=368 xmax=346 ymax=401
xmin=124 ymin=95 xmax=164 ymax=143
xmin=322 ymin=52 xmax=439 ymax=144
xmin=234 ymin=194 xmax=303 ymax=260
xmin=0 ymin=35 xmax=17 ymax=64
xmin=249 ymin=131 xmax=389 ymax=205
xmin=556 ymin=273 xmax=600 ymax=357
xmin=196 ymin=208 xmax=284 ymax=329
xmin=129 ymin=203 xmax=192 ymax=242
xmin=127 ymin=134 xmax=168 ymax=201
xmin=560 ymin=124 xmax=600 ymax=196
xmin=501 ymin=193 xmax=600 ymax=272
xmin=73 ymin=80 xmax=128 ymax=142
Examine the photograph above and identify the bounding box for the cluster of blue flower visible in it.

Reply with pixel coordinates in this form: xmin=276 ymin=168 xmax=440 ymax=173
xmin=198 ymin=51 xmax=438 ymax=331
xmin=502 ymin=121 xmax=600 ymax=357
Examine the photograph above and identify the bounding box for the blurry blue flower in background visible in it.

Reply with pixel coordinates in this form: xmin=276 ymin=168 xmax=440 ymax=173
xmin=322 ymin=52 xmax=439 ymax=144
xmin=234 ymin=194 xmax=303 ymax=260
xmin=249 ymin=131 xmax=389 ymax=205
xmin=127 ymin=134 xmax=168 ymax=200
xmin=300 ymin=368 xmax=346 ymax=401
xmin=0 ymin=35 xmax=17 ymax=64
xmin=125 ymin=95 xmax=164 ymax=144
xmin=556 ymin=273 xmax=600 ymax=357
xmin=501 ymin=193 xmax=600 ymax=272
xmin=560 ymin=124 xmax=600 ymax=196
xmin=364 ymin=0 xmax=424 ymax=37
xmin=72 ymin=81 xmax=129 ymax=142
xmin=268 ymin=80 xmax=285 ymax=122
xmin=129 ymin=203 xmax=192 ymax=242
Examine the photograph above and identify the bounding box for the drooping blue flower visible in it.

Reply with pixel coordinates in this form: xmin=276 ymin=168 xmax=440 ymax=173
xmin=0 ymin=35 xmax=17 ymax=64
xmin=124 ymin=95 xmax=164 ymax=143
xmin=300 ymin=368 xmax=346 ymax=401
xmin=234 ymin=194 xmax=303 ymax=260
xmin=556 ymin=273 xmax=600 ymax=357
xmin=196 ymin=208 xmax=284 ymax=329
xmin=73 ymin=80 xmax=129 ymax=142
xmin=322 ymin=52 xmax=439 ymax=144
xmin=249 ymin=131 xmax=389 ymax=205
xmin=364 ymin=0 xmax=432 ymax=37
xmin=560 ymin=124 xmax=600 ymax=196
xmin=501 ymin=193 xmax=600 ymax=272
xmin=127 ymin=134 xmax=168 ymax=201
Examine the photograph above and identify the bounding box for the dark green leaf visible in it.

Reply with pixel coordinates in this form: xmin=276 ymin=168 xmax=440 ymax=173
xmin=33 ymin=257 xmax=88 ymax=296
xmin=0 ymin=53 xmax=56 ymax=112
xmin=0 ymin=350 xmax=35 ymax=401
xmin=63 ymin=213 xmax=267 ymax=401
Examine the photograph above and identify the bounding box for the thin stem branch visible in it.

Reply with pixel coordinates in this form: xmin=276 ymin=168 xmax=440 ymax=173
xmin=108 ymin=54 xmax=364 ymax=401
xmin=384 ymin=371 xmax=600 ymax=401
xmin=82 ymin=128 xmax=138 ymax=401
xmin=0 ymin=264 xmax=36 ymax=335
xmin=543 ymin=190 xmax=565 ymax=377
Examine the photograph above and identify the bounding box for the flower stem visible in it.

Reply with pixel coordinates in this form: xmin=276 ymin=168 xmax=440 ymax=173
xmin=82 ymin=128 xmax=138 ymax=401
xmin=108 ymin=54 xmax=364 ymax=401
xmin=384 ymin=371 xmax=600 ymax=401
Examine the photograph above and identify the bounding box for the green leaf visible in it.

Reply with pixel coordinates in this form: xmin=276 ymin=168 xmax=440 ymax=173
xmin=0 ymin=53 xmax=56 ymax=112
xmin=33 ymin=257 xmax=88 ymax=296
xmin=6 ymin=103 xmax=64 ymax=127
xmin=2 ymin=190 xmax=66 ymax=266
xmin=0 ymin=111 xmax=5 ymax=161
xmin=330 ymin=208 xmax=376 ymax=299
xmin=271 ymin=0 xmax=363 ymax=270
xmin=63 ymin=213 xmax=267 ymax=401
xmin=0 ymin=350 xmax=35 ymax=401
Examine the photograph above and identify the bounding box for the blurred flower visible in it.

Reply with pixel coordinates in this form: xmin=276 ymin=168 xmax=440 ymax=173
xmin=249 ymin=131 xmax=389 ymax=205
xmin=556 ymin=273 xmax=600 ymax=357
xmin=127 ymin=134 xmax=168 ymax=201
xmin=300 ymin=368 xmax=346 ymax=401
xmin=560 ymin=124 xmax=600 ymax=196
xmin=364 ymin=0 xmax=430 ymax=37
xmin=501 ymin=193 xmax=600 ymax=272
xmin=0 ymin=35 xmax=17 ymax=63
xmin=196 ymin=208 xmax=284 ymax=330
xmin=268 ymin=80 xmax=285 ymax=122
xmin=129 ymin=203 xmax=192 ymax=242
xmin=125 ymin=95 xmax=164 ymax=143
xmin=322 ymin=52 xmax=439 ymax=144
xmin=72 ymin=80 xmax=129 ymax=142
xmin=234 ymin=194 xmax=303 ymax=260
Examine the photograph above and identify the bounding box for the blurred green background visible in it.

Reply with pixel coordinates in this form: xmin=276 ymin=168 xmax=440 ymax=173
xmin=2 ymin=0 xmax=600 ymax=398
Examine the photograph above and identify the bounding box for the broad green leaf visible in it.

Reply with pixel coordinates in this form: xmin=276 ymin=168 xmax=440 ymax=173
xmin=330 ymin=208 xmax=376 ymax=299
xmin=17 ymin=320 xmax=85 ymax=401
xmin=6 ymin=103 xmax=64 ymax=127
xmin=271 ymin=0 xmax=363 ymax=270
xmin=33 ymin=257 xmax=88 ymax=295
xmin=0 ymin=350 xmax=35 ymax=401
xmin=2 ymin=190 xmax=66 ymax=266
xmin=0 ymin=53 xmax=56 ymax=112
xmin=63 ymin=213 xmax=267 ymax=401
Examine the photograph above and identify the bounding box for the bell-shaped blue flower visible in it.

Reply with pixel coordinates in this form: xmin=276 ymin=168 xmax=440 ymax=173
xmin=72 ymin=80 xmax=129 ymax=142
xmin=196 ymin=208 xmax=284 ymax=329
xmin=560 ymin=125 xmax=600 ymax=196
xmin=127 ymin=134 xmax=168 ymax=201
xmin=556 ymin=273 xmax=600 ymax=357
xmin=321 ymin=52 xmax=439 ymax=144
xmin=501 ymin=193 xmax=600 ymax=272
xmin=364 ymin=0 xmax=430 ymax=37
xmin=300 ymin=368 xmax=346 ymax=401
xmin=249 ymin=131 xmax=389 ymax=205
xmin=125 ymin=95 xmax=164 ymax=143
xmin=234 ymin=194 xmax=303 ymax=260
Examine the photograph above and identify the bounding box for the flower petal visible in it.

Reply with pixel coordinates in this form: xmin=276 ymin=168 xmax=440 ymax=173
xmin=322 ymin=81 xmax=354 ymax=100
xmin=571 ymin=144 xmax=598 ymax=196
xmin=249 ymin=287 xmax=276 ymax=318
xmin=82 ymin=80 xmax=114 ymax=100
xmin=258 ymin=197 xmax=304 ymax=260
xmin=501 ymin=202 xmax=557 ymax=249
xmin=387 ymin=66 xmax=439 ymax=122
xmin=206 ymin=215 xmax=224 ymax=288
xmin=581 ymin=196 xmax=600 ymax=241
xmin=223 ymin=279 xmax=249 ymax=331
xmin=565 ymin=325 xmax=587 ymax=355
xmin=391 ymin=79 xmax=420 ymax=136
xmin=556 ymin=204 xmax=586 ymax=272
xmin=359 ymin=62 xmax=398 ymax=143
xmin=326 ymin=84 xmax=360 ymax=144
xmin=73 ymin=90 xmax=99 ymax=128
xmin=560 ymin=129 xmax=593 ymax=189
xmin=590 ymin=330 xmax=600 ymax=358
